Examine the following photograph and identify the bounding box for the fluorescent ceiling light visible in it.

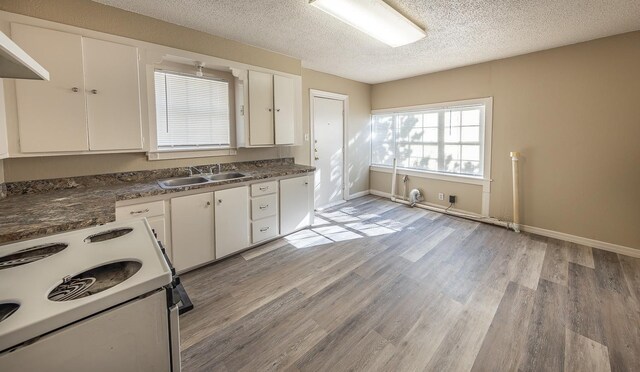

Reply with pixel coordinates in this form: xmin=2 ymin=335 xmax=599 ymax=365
xmin=309 ymin=0 xmax=426 ymax=47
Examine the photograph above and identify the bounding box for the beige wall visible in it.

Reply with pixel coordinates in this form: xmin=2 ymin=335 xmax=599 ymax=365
xmin=371 ymin=31 xmax=640 ymax=249
xmin=370 ymin=171 xmax=483 ymax=214
xmin=297 ymin=69 xmax=371 ymax=195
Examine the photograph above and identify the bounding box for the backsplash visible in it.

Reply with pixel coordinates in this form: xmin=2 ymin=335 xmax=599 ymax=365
xmin=3 ymin=158 xmax=295 ymax=197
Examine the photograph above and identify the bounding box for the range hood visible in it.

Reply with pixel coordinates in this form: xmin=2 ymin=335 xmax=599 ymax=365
xmin=0 ymin=30 xmax=49 ymax=80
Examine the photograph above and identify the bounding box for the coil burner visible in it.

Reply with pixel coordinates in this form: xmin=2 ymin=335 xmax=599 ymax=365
xmin=84 ymin=228 xmax=133 ymax=243
xmin=0 ymin=243 xmax=68 ymax=270
xmin=48 ymin=261 xmax=142 ymax=302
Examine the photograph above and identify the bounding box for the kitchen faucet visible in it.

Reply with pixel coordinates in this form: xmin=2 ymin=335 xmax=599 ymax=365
xmin=210 ymin=164 xmax=222 ymax=174
xmin=188 ymin=166 xmax=204 ymax=176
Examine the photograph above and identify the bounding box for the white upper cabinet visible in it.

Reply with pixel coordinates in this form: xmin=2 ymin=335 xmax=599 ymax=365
xmin=13 ymin=23 xmax=89 ymax=152
xmin=248 ymin=70 xmax=274 ymax=146
xmin=11 ymin=23 xmax=142 ymax=154
xmin=237 ymin=69 xmax=300 ymax=147
xmin=273 ymin=74 xmax=295 ymax=145
xmin=83 ymin=37 xmax=142 ymax=151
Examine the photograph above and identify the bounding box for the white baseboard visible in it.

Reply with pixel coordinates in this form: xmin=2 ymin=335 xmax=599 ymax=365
xmin=348 ymin=190 xmax=370 ymax=199
xmin=369 ymin=189 xmax=391 ymax=198
xmin=520 ymin=225 xmax=640 ymax=258
xmin=369 ymin=189 xmax=640 ymax=258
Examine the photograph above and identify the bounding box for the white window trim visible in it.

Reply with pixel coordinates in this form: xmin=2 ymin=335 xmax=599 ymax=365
xmin=145 ymin=61 xmax=237 ymax=160
xmin=371 ymin=97 xmax=493 ymax=216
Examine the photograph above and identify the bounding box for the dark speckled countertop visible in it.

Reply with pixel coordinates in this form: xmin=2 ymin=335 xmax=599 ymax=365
xmin=0 ymin=159 xmax=314 ymax=245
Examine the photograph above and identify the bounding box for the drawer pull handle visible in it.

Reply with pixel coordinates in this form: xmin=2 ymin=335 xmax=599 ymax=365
xmin=259 ymin=186 xmax=269 ymax=191
xmin=260 ymin=227 xmax=270 ymax=232
xmin=130 ymin=208 xmax=150 ymax=215
xmin=259 ymin=204 xmax=269 ymax=210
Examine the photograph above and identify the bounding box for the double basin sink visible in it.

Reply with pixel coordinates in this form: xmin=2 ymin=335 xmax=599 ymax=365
xmin=157 ymin=172 xmax=248 ymax=189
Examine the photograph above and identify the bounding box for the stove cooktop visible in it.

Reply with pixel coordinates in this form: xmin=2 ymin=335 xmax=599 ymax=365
xmin=0 ymin=219 xmax=172 ymax=352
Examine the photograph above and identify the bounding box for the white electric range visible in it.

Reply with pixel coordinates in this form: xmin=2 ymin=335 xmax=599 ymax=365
xmin=0 ymin=219 xmax=181 ymax=371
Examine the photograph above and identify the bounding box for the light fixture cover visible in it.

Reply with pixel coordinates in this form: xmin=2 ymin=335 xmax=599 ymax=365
xmin=310 ymin=0 xmax=426 ymax=47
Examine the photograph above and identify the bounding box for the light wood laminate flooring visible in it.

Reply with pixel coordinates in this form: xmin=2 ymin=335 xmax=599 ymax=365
xmin=179 ymin=196 xmax=640 ymax=372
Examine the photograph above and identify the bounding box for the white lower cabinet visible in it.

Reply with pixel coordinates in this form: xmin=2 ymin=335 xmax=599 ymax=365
xmin=115 ymin=200 xmax=170 ymax=258
xmin=214 ymin=186 xmax=250 ymax=258
xmin=280 ymin=175 xmax=313 ymax=235
xmin=171 ymin=192 xmax=214 ymax=272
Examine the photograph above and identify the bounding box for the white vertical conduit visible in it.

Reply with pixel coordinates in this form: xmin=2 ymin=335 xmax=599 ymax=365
xmin=510 ymin=151 xmax=521 ymax=233
xmin=390 ymin=158 xmax=398 ymax=202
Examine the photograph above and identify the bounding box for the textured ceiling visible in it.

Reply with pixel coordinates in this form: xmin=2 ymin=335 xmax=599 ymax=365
xmin=91 ymin=0 xmax=640 ymax=84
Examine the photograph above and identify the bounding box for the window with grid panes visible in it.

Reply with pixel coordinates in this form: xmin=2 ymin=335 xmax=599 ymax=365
xmin=371 ymin=104 xmax=486 ymax=177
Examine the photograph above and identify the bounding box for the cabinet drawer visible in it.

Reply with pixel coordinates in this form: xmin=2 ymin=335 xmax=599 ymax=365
xmin=251 ymin=181 xmax=277 ymax=196
xmin=116 ymin=200 xmax=165 ymax=221
xmin=251 ymin=194 xmax=277 ymax=220
xmin=252 ymin=216 xmax=278 ymax=244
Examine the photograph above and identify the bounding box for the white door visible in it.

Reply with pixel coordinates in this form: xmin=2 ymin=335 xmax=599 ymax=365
xmin=313 ymin=96 xmax=344 ymax=209
xmin=12 ymin=23 xmax=89 ymax=152
xmin=280 ymin=175 xmax=312 ymax=235
xmin=273 ymin=75 xmax=295 ymax=145
xmin=248 ymin=70 xmax=274 ymax=145
xmin=83 ymin=37 xmax=143 ymax=151
xmin=215 ymin=186 xmax=250 ymax=258
xmin=171 ymin=192 xmax=214 ymax=272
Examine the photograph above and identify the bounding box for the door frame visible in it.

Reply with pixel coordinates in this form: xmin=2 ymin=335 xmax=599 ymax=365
xmin=309 ymin=89 xmax=350 ymax=205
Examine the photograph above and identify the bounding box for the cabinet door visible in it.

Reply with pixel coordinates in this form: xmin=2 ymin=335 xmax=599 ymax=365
xmin=12 ymin=23 xmax=88 ymax=152
xmin=280 ymin=175 xmax=312 ymax=235
xmin=273 ymin=75 xmax=295 ymax=145
xmin=248 ymin=70 xmax=274 ymax=145
xmin=215 ymin=186 xmax=249 ymax=258
xmin=171 ymin=192 xmax=214 ymax=272
xmin=83 ymin=38 xmax=143 ymax=151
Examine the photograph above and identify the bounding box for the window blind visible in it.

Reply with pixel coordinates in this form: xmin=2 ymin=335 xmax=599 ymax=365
xmin=155 ymin=71 xmax=230 ymax=148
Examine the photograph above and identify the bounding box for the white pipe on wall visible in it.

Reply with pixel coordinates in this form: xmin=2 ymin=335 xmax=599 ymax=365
xmin=510 ymin=151 xmax=521 ymax=233
xmin=390 ymin=158 xmax=397 ymax=202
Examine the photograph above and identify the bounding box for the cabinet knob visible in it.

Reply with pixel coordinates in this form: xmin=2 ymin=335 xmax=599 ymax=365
xmin=314 ymin=156 xmax=319 ymax=160
xmin=260 ymin=226 xmax=270 ymax=232
xmin=259 ymin=204 xmax=269 ymax=210
xmin=206 ymin=201 xmax=211 ymax=206
xmin=268 ymin=108 xmax=272 ymax=112
xmin=218 ymin=199 xmax=223 ymax=204
xmin=71 ymin=87 xmax=79 ymax=92
xmin=276 ymin=109 xmax=280 ymax=112
xmin=304 ymin=181 xmax=309 ymax=185
xmin=90 ymin=89 xmax=98 ymax=94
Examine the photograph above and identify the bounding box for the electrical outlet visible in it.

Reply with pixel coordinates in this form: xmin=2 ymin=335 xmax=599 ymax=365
xmin=438 ymin=193 xmax=444 ymax=201
xmin=449 ymin=195 xmax=456 ymax=203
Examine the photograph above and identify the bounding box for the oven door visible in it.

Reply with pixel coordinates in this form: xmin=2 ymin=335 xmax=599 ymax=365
xmin=0 ymin=290 xmax=171 ymax=372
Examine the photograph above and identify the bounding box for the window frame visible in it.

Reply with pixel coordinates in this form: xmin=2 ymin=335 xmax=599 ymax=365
xmin=370 ymin=97 xmax=493 ymax=184
xmin=147 ymin=63 xmax=237 ymax=160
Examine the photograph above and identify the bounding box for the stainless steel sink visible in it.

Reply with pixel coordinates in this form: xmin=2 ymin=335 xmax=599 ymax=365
xmin=157 ymin=176 xmax=210 ymax=189
xmin=206 ymin=172 xmax=247 ymax=181
xmin=157 ymin=172 xmax=248 ymax=189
